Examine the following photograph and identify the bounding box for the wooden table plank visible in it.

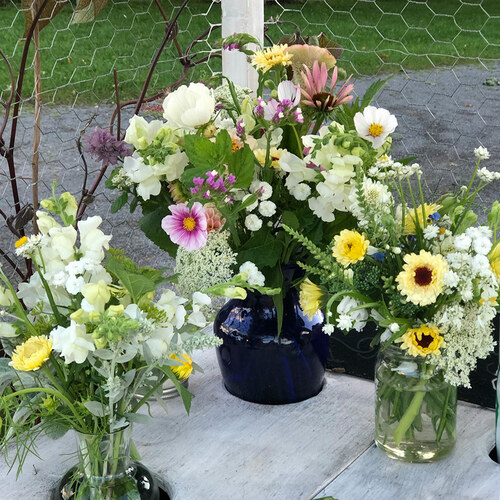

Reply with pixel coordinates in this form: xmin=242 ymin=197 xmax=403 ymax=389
xmin=315 ymin=403 xmax=500 ymax=500
xmin=1 ymin=348 xmax=377 ymax=500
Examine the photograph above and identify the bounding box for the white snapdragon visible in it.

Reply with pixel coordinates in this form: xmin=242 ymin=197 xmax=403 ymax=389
xmin=245 ymin=214 xmax=263 ymax=231
xmin=125 ymin=116 xmax=164 ymax=150
xmin=187 ymin=292 xmax=212 ymax=327
xmin=156 ymin=290 xmax=187 ymax=329
xmin=258 ymin=200 xmax=277 ymax=217
xmin=239 ymin=261 xmax=265 ymax=287
xmin=51 ymin=321 xmax=95 ymax=364
xmin=78 ymin=216 xmax=112 ymax=262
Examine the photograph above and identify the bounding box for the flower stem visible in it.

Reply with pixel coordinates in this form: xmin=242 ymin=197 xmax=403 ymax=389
xmin=392 ymin=390 xmax=426 ymax=445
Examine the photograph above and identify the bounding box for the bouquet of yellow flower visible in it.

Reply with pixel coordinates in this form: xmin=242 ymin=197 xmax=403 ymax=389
xmin=0 ymin=188 xmax=264 ymax=497
xmin=287 ymin=145 xmax=500 ymax=462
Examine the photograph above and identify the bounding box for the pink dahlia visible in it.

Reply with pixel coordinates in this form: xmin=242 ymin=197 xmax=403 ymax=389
xmin=161 ymin=202 xmax=208 ymax=252
xmin=205 ymin=206 xmax=226 ymax=233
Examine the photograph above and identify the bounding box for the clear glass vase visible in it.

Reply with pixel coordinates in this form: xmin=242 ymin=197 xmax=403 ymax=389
xmin=375 ymin=344 xmax=457 ymax=462
xmin=56 ymin=425 xmax=160 ymax=500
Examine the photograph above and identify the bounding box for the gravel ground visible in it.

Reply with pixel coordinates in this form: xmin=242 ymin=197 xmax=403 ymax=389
xmin=1 ymin=63 xmax=500 ymax=283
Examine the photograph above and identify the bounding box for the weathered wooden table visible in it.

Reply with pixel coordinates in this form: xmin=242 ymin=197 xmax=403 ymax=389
xmin=2 ymin=348 xmax=499 ymax=500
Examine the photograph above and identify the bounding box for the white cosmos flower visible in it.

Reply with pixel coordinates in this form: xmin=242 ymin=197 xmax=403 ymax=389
xmin=50 ymin=321 xmax=95 ymax=364
xmin=354 ymin=106 xmax=398 ymax=149
xmin=245 ymin=214 xmax=263 ymax=231
xmin=162 ymin=83 xmax=215 ymax=130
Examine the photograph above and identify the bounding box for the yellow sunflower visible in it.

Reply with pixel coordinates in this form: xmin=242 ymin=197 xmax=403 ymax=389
xmin=10 ymin=336 xmax=52 ymax=371
xmin=489 ymin=243 xmax=500 ymax=283
xmin=332 ymin=230 xmax=370 ymax=267
xmin=251 ymin=44 xmax=293 ymax=73
xmin=396 ymin=250 xmax=448 ymax=306
xmin=403 ymin=203 xmax=441 ymax=235
xmin=400 ymin=325 xmax=444 ymax=357
xmin=170 ymin=353 xmax=193 ymax=381
xmin=299 ymin=278 xmax=323 ymax=320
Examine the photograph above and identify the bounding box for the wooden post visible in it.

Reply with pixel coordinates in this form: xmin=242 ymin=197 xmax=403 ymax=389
xmin=221 ymin=0 xmax=264 ymax=93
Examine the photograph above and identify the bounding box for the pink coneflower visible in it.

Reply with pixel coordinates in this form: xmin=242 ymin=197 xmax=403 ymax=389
xmin=161 ymin=202 xmax=208 ymax=252
xmin=301 ymin=62 xmax=354 ymax=112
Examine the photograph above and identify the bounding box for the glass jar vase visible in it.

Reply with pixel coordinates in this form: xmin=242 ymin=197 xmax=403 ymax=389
xmin=375 ymin=344 xmax=457 ymax=462
xmin=55 ymin=425 xmax=161 ymax=500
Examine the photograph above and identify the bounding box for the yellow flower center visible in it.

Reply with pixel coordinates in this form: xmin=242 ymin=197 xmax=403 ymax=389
xmin=15 ymin=236 xmax=28 ymax=248
xmin=231 ymin=139 xmax=241 ymax=153
xmin=183 ymin=217 xmax=196 ymax=231
xmin=332 ymin=230 xmax=369 ymax=267
xmin=368 ymin=123 xmax=384 ymax=137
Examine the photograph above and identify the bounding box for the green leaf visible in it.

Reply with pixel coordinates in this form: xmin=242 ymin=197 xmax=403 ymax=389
xmin=281 ymin=211 xmax=300 ymax=230
xmin=105 ymin=252 xmax=158 ymax=303
xmin=138 ymin=207 xmax=178 ymax=257
xmin=111 ymin=192 xmax=128 ymax=213
xmin=236 ymin=229 xmax=282 ymax=270
xmin=361 ymin=76 xmax=393 ymax=109
xmin=228 ymin=145 xmax=255 ymax=189
xmin=180 ymin=165 xmax=211 ymax=188
xmin=160 ymin=366 xmax=192 ymax=414
xmin=72 ymin=0 xmax=110 ymax=23
xmin=184 ymin=132 xmax=231 ymax=171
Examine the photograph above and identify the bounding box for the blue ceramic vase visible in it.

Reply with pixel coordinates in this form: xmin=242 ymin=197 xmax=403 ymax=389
xmin=214 ymin=267 xmax=329 ymax=404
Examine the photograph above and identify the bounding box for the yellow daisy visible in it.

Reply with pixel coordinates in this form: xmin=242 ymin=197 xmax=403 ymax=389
xmin=10 ymin=336 xmax=52 ymax=372
xmin=170 ymin=353 xmax=193 ymax=381
xmin=251 ymin=44 xmax=293 ymax=73
xmin=400 ymin=325 xmax=444 ymax=357
xmin=253 ymin=147 xmax=285 ymax=169
xmin=396 ymin=250 xmax=448 ymax=306
xmin=489 ymin=243 xmax=500 ymax=283
xmin=403 ymin=203 xmax=441 ymax=235
xmin=332 ymin=230 xmax=370 ymax=267
xmin=299 ymin=278 xmax=323 ymax=320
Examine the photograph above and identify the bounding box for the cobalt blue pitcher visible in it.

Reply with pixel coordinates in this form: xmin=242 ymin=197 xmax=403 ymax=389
xmin=214 ymin=265 xmax=329 ymax=404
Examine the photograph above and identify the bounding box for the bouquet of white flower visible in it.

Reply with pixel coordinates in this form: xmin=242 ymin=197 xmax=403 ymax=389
xmin=287 ymin=145 xmax=500 ymax=462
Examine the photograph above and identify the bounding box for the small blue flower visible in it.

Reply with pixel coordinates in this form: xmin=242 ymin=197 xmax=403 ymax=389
xmin=372 ymin=252 xmax=385 ymax=262
xmin=428 ymin=212 xmax=441 ymax=221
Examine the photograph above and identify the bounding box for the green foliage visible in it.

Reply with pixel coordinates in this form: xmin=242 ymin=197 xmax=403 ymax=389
xmin=352 ymin=259 xmax=382 ymax=296
xmin=236 ymin=229 xmax=282 ymax=270
xmin=389 ymin=292 xmax=425 ymax=319
xmin=227 ymin=145 xmax=255 ymax=189
xmin=138 ymin=206 xmax=177 ymax=256
xmin=105 ymin=250 xmax=167 ymax=303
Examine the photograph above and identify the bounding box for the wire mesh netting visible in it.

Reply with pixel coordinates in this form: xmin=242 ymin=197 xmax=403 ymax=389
xmin=1 ymin=0 xmax=500 ymax=285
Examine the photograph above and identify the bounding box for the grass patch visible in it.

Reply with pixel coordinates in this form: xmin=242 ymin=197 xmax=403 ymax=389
xmin=0 ymin=0 xmax=499 ymax=105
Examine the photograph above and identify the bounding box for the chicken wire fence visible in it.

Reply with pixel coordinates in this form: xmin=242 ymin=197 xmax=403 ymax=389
xmin=1 ymin=0 xmax=500 ymax=283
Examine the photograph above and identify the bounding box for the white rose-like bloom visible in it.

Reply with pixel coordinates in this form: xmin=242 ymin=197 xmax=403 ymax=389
xmin=474 ymin=146 xmax=490 ymax=160
xmin=290 ymin=183 xmax=311 ymax=201
xmin=453 ymin=234 xmax=472 ymax=251
xmin=245 ymin=214 xmax=263 ymax=231
xmin=163 ymin=83 xmax=215 ymax=130
xmin=78 ymin=216 xmax=112 ymax=263
xmin=250 ymin=180 xmax=273 ymax=200
xmin=472 ymin=236 xmax=493 ymax=255
xmin=125 ymin=115 xmax=164 ymax=150
xmin=354 ymin=106 xmax=398 ymax=149
xmin=239 ymin=261 xmax=265 ymax=286
xmin=51 ymin=321 xmax=95 ymax=364
xmin=258 ymin=200 xmax=277 ymax=217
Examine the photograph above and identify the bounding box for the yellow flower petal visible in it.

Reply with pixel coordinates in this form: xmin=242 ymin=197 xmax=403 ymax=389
xmin=332 ymin=230 xmax=370 ymax=267
xmin=170 ymin=353 xmax=193 ymax=381
xmin=400 ymin=325 xmax=444 ymax=357
xmin=299 ymin=278 xmax=323 ymax=320
xmin=10 ymin=336 xmax=52 ymax=371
